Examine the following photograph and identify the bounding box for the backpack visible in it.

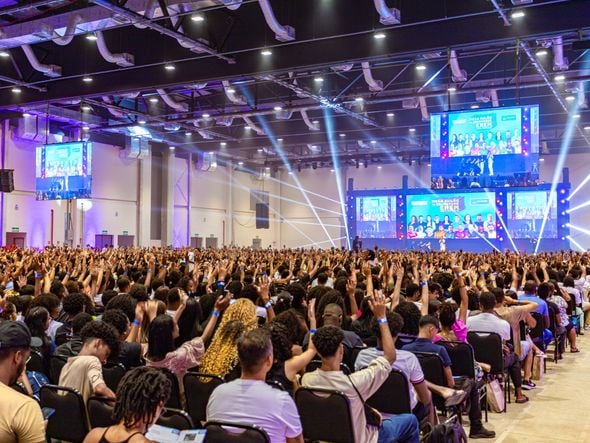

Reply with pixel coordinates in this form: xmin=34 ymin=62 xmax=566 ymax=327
xmin=27 ymin=370 xmax=50 ymax=399
xmin=426 ymin=418 xmax=468 ymax=443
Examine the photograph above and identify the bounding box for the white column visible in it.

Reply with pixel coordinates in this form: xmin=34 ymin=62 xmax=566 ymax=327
xmin=187 ymin=153 xmax=192 ymax=246
xmin=226 ymin=162 xmax=234 ymax=246
xmin=161 ymin=149 xmax=175 ymax=246
xmin=137 ymin=148 xmax=152 ymax=247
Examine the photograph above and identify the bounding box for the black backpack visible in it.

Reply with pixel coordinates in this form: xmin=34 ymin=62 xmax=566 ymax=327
xmin=426 ymin=418 xmax=467 ymax=443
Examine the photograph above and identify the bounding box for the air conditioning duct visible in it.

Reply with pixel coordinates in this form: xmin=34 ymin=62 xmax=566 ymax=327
xmin=157 ymin=89 xmax=188 ymax=112
xmin=275 ymin=109 xmax=293 ymax=120
xmin=402 ymin=98 xmax=419 ymax=109
xmin=222 ymin=80 xmax=246 ymax=105
xmin=215 ymin=116 xmax=234 ymax=126
xmin=163 ymin=122 xmax=181 ymax=131
xmin=257 ymin=0 xmax=295 ymax=41
xmin=331 ymin=64 xmax=354 ymax=72
xmin=215 ymin=0 xmax=242 ymax=10
xmin=301 ymin=110 xmax=320 ymax=131
xmin=22 ymin=45 xmax=61 ymax=77
xmin=243 ymin=117 xmax=265 ymax=135
xmin=102 ymin=96 xmax=126 ymax=118
xmin=373 ymin=0 xmax=401 ymax=25
xmin=95 ymin=31 xmax=134 ymax=67
xmin=133 ymin=0 xmax=157 ymax=29
xmin=449 ymin=50 xmax=467 ymax=83
xmin=307 ymin=144 xmax=321 ymax=153
xmin=419 ymin=96 xmax=429 ymax=122
xmin=40 ymin=14 xmax=83 ymax=46
xmin=552 ymin=36 xmax=569 ymax=71
xmin=361 ymin=61 xmax=383 ymax=92
xmin=121 ymin=136 xmax=150 ymax=159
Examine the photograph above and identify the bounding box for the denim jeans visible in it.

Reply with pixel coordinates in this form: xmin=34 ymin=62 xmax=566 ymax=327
xmin=378 ymin=413 xmax=420 ymax=443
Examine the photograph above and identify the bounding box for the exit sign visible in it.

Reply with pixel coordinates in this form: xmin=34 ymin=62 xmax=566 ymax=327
xmin=11 ymin=227 xmax=18 ymax=233
xmin=101 ymin=230 xmax=108 ymax=234
xmin=123 ymin=231 xmax=129 ymax=235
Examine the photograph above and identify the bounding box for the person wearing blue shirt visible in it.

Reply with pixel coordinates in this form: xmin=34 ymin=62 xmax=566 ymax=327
xmin=518 ymin=281 xmax=552 ymax=348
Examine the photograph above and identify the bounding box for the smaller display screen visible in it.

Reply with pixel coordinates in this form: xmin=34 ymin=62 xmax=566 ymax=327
xmin=507 ymin=191 xmax=557 ymax=239
xmin=355 ymin=196 xmax=396 ymax=238
xmin=406 ymin=192 xmax=497 ymax=240
xmin=35 ymin=142 xmax=92 ymax=200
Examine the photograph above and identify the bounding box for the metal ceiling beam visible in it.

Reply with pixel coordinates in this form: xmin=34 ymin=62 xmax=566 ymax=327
xmin=1 ymin=0 xmax=589 ymax=107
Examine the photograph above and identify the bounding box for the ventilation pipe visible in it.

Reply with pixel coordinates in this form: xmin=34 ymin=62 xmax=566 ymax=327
xmin=192 ymin=121 xmax=214 ymax=139
xmin=301 ymin=110 xmax=320 ymax=131
xmin=331 ymin=64 xmax=354 ymax=72
xmin=121 ymin=91 xmax=140 ymax=99
xmin=41 ymin=14 xmax=83 ymax=46
xmin=134 ymin=0 xmax=157 ymax=29
xmin=222 ymin=80 xmax=246 ymax=105
xmin=418 ymin=96 xmax=429 ymax=121
xmin=215 ymin=116 xmax=234 ymax=126
xmin=361 ymin=62 xmax=383 ymax=92
xmin=578 ymin=82 xmax=588 ymax=109
xmin=21 ymin=45 xmax=61 ymax=77
xmin=215 ymin=0 xmax=242 ymax=10
xmin=257 ymin=0 xmax=295 ymax=41
xmin=167 ymin=4 xmax=209 ymax=53
xmin=373 ymin=0 xmax=401 ymax=25
xmin=157 ymin=89 xmax=188 ymax=112
xmin=102 ymin=96 xmax=126 ymax=118
xmin=288 ymin=72 xmax=307 ymax=98
xmin=552 ymin=36 xmax=569 ymax=71
xmin=275 ymin=108 xmax=293 ymax=120
xmin=243 ymin=116 xmax=264 ymax=135
xmin=449 ymin=50 xmax=467 ymax=83
xmin=95 ymin=31 xmax=134 ymax=67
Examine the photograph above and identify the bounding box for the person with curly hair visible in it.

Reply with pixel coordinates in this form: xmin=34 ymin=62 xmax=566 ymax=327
xmin=266 ymin=300 xmax=317 ymax=394
xmin=58 ymin=320 xmax=120 ymax=402
xmin=83 ymin=366 xmax=171 ymax=443
xmin=199 ymin=298 xmax=258 ymax=381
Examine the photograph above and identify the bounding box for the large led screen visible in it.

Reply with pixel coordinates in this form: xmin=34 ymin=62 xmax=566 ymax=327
xmin=355 ymin=196 xmax=396 ymax=238
xmin=406 ymin=192 xmax=497 ymax=239
xmin=35 ymin=142 xmax=92 ymax=200
xmin=430 ymin=105 xmax=540 ymax=189
xmin=506 ymin=190 xmax=557 ymax=239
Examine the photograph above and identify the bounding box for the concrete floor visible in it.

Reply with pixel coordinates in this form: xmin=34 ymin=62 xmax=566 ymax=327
xmin=467 ymin=333 xmax=590 ymax=442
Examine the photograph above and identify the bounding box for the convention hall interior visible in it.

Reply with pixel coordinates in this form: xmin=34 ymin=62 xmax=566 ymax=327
xmin=0 ymin=0 xmax=589 ymax=442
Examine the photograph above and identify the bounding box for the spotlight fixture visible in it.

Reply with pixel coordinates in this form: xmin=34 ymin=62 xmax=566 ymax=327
xmin=339 ymin=133 xmax=346 ymax=137
xmin=330 ymin=168 xmax=335 ymax=172
xmin=202 ymin=113 xmax=210 ymax=118
xmin=386 ymin=112 xmax=395 ymax=117
xmin=22 ymin=112 xmax=30 ymax=117
xmin=82 ymin=76 xmax=93 ymax=83
xmin=573 ymin=114 xmax=581 ymax=119
xmin=278 ymin=138 xmax=283 ymax=142
xmin=257 ymin=148 xmax=264 ymax=152
xmin=370 ymin=140 xmax=377 ymax=144
xmin=273 ymin=106 xmax=283 ymax=111
xmin=149 ymin=97 xmax=158 ymax=103
xmin=409 ymin=128 xmax=416 ymax=132
xmin=138 ymin=119 xmax=147 ymax=125
xmin=355 ymin=97 xmax=364 ymax=102
xmin=191 ymin=14 xmax=205 ymax=22
xmin=261 ymin=49 xmax=272 ymax=56
xmin=416 ymin=64 xmax=426 ymax=71
xmin=164 ymin=64 xmax=175 ymax=71
xmin=314 ymin=76 xmax=324 ymax=83
xmin=377 ymin=165 xmax=382 ymax=169
xmin=169 ymin=146 xmax=175 ymax=151
xmin=85 ymin=34 xmax=97 ymax=41
xmin=82 ymin=125 xmax=89 ymax=131
xmin=238 ymin=161 xmax=244 ymax=165
xmin=244 ymin=125 xmax=251 ymax=130
xmin=220 ymin=142 xmax=227 ymax=146
xmin=185 ymin=132 xmax=191 ymax=136
xmin=226 ymin=88 xmax=236 ymax=94
xmin=11 ymin=87 xmax=21 ymax=94
xmin=511 ymin=10 xmax=525 ymax=18
xmin=81 ymin=105 xmax=91 ymax=112
xmin=373 ymin=32 xmax=386 ymax=40
xmin=470 ymin=105 xmax=480 ymax=109
xmin=584 ymin=126 xmax=590 ymax=130
xmin=565 ymin=95 xmax=576 ymax=102
xmin=447 ymin=86 xmax=457 ymax=92
xmin=554 ymin=74 xmax=566 ymax=82
xmin=536 ymin=49 xmax=548 ymax=57
xmin=0 ymin=51 xmax=9 ymax=57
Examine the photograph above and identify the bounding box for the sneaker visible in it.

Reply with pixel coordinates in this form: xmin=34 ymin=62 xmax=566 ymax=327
xmin=522 ymin=380 xmax=536 ymax=390
xmin=470 ymin=427 xmax=496 ymax=439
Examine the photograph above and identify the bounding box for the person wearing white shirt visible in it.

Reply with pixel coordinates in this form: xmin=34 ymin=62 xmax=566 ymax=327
xmin=467 ymin=292 xmax=529 ymax=404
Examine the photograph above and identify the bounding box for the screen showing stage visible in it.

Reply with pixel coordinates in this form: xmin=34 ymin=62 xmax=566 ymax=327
xmin=430 ymin=105 xmax=540 ymax=189
xmin=406 ymin=192 xmax=497 ymax=239
xmin=355 ymin=196 xmax=396 ymax=238
xmin=507 ymin=190 xmax=557 ymax=239
xmin=35 ymin=142 xmax=92 ymax=200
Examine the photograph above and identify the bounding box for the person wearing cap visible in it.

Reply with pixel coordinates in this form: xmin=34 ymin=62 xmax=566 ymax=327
xmin=0 ymin=321 xmax=46 ymax=442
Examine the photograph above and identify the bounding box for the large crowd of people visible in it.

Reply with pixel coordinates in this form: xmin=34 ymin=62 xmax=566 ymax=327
xmin=0 ymin=245 xmax=587 ymax=442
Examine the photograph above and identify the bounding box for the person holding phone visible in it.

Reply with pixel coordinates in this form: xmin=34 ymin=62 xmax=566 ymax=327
xmin=0 ymin=321 xmax=46 ymax=443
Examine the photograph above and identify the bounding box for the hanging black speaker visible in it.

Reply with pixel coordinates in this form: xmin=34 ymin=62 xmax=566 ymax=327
xmin=0 ymin=169 xmax=14 ymax=193
xmin=255 ymin=203 xmax=269 ymax=229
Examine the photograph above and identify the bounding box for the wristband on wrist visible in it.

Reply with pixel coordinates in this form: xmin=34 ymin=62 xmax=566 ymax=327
xmin=147 ymin=269 xmax=152 ymax=273
xmin=310 ymin=328 xmax=317 ymax=334
xmin=420 ymin=281 xmax=428 ymax=287
xmin=265 ymin=301 xmax=273 ymax=309
xmin=132 ymin=319 xmax=141 ymax=327
xmin=66 ymin=272 xmax=71 ymax=277
xmin=455 ymin=273 xmax=462 ymax=278
xmin=377 ymin=317 xmax=388 ymax=325
xmin=212 ymin=310 xmax=220 ymax=317
xmin=35 ymin=272 xmax=43 ymax=278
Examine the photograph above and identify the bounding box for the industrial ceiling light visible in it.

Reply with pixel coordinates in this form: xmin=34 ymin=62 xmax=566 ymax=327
xmin=355 ymin=97 xmax=364 ymax=102
xmin=278 ymin=138 xmax=283 ymax=142
xmin=0 ymin=51 xmax=9 ymax=57
xmin=386 ymin=112 xmax=395 ymax=117
xmin=138 ymin=119 xmax=147 ymax=125
xmin=185 ymin=132 xmax=191 ymax=136
xmin=244 ymin=125 xmax=251 ymax=130
xmin=202 ymin=113 xmax=210 ymax=118
xmin=85 ymin=34 xmax=97 ymax=41
xmin=257 ymin=148 xmax=264 ymax=152
xmin=584 ymin=126 xmax=590 ymax=130
xmin=313 ymin=76 xmax=324 ymax=83
xmin=415 ymin=64 xmax=426 ymax=71
xmin=238 ymin=161 xmax=244 ymax=165
xmin=220 ymin=142 xmax=227 ymax=146
xmin=81 ymin=105 xmax=91 ymax=111
xmin=447 ymin=86 xmax=457 ymax=92
xmin=82 ymin=125 xmax=90 ymax=131
xmin=149 ymin=97 xmax=158 ymax=103
xmin=226 ymin=87 xmax=236 ymax=94
xmin=373 ymin=32 xmax=386 ymax=40
xmin=554 ymin=74 xmax=566 ymax=82
xmin=511 ymin=10 xmax=525 ymax=18
xmin=169 ymin=146 xmax=175 ymax=151
xmin=340 ymin=133 xmax=346 ymax=137
xmin=261 ymin=49 xmax=272 ymax=56
xmin=274 ymin=106 xmax=283 ymax=111
xmin=536 ymin=49 xmax=548 ymax=57
xmin=191 ymin=14 xmax=205 ymax=22
xmin=573 ymin=114 xmax=581 ymax=118
xmin=164 ymin=64 xmax=175 ymax=71
xmin=11 ymin=87 xmax=21 ymax=93
xmin=82 ymin=76 xmax=93 ymax=83
xmin=409 ymin=127 xmax=416 ymax=132
xmin=565 ymin=95 xmax=576 ymax=102
xmin=370 ymin=140 xmax=377 ymax=144
xmin=22 ymin=112 xmax=31 ymax=117
xmin=470 ymin=105 xmax=480 ymax=109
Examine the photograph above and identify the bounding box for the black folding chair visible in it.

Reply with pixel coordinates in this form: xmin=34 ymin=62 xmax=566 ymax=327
xmin=159 ymin=367 xmax=182 ymax=409
xmin=157 ymin=407 xmax=194 ymax=430
xmin=102 ymin=362 xmax=127 ymax=392
xmin=548 ymin=306 xmax=566 ymax=363
xmin=441 ymin=341 xmax=488 ymax=422
xmin=467 ymin=331 xmax=509 ymax=412
xmin=343 ymin=345 xmax=365 ymax=372
xmin=395 ymin=333 xmax=418 ymax=349
xmin=87 ymin=396 xmax=116 ymax=429
xmin=184 ymin=372 xmax=224 ymax=428
xmin=49 ymin=355 xmax=68 ymax=384
xmin=412 ymin=351 xmax=451 ymax=414
xmin=367 ymin=369 xmax=412 ymax=414
xmin=204 ymin=421 xmax=270 ymax=443
xmin=40 ymin=384 xmax=89 ymax=443
xmin=295 ymin=387 xmax=355 ymax=443
xmin=528 ymin=312 xmax=546 ymax=352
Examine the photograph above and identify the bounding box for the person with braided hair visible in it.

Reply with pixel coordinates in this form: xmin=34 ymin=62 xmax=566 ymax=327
xmin=82 ymin=366 xmax=171 ymax=443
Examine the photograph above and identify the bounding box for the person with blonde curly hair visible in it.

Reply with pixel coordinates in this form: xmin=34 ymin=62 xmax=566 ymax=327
xmin=199 ymin=298 xmax=258 ymax=381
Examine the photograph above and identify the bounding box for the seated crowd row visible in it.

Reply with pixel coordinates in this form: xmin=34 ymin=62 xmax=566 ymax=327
xmin=0 ymin=247 xmax=587 ymax=443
